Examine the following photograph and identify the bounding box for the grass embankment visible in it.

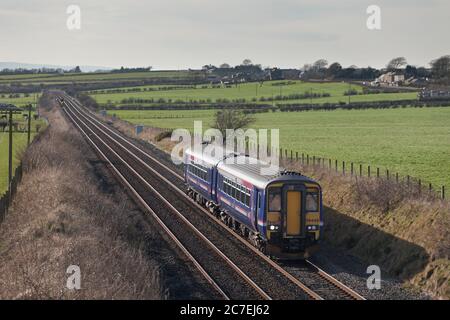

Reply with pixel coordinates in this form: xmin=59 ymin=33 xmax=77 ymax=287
xmin=90 ymin=80 xmax=417 ymax=106
xmin=0 ymin=93 xmax=214 ymax=299
xmin=285 ymin=161 xmax=450 ymax=299
xmin=100 ymin=110 xmax=449 ymax=299
xmin=107 ymin=107 xmax=450 ymax=189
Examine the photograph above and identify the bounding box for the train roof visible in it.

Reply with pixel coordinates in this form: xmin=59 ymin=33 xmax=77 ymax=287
xmin=217 ymin=155 xmax=317 ymax=189
xmin=185 ymin=145 xmax=234 ymax=167
xmin=185 ymin=145 xmax=318 ymax=189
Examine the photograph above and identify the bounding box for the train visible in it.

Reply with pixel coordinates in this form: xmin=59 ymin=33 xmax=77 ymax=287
xmin=184 ymin=145 xmax=323 ymax=259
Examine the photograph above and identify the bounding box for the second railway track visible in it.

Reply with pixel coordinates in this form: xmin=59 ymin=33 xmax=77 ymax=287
xmin=60 ymin=93 xmax=365 ymax=300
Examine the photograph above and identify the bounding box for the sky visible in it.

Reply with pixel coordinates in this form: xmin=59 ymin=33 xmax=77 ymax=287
xmin=0 ymin=0 xmax=449 ymax=70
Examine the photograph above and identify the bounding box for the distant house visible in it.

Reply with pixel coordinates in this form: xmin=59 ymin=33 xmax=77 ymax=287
xmin=371 ymin=71 xmax=405 ymax=86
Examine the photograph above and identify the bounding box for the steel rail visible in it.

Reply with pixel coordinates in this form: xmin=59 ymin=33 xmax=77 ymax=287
xmin=63 ymin=101 xmax=271 ymax=300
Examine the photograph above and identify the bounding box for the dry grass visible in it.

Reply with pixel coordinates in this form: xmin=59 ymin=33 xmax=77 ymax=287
xmin=0 ymin=93 xmax=167 ymax=299
xmin=283 ymin=160 xmax=450 ymax=299
xmin=103 ymin=115 xmax=178 ymax=153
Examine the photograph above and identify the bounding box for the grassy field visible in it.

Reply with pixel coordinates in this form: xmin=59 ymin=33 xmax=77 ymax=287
xmin=107 ymin=107 xmax=450 ymax=188
xmin=0 ymin=93 xmax=40 ymax=107
xmin=0 ymin=70 xmax=205 ymax=84
xmin=0 ymin=116 xmax=46 ymax=195
xmin=0 ymin=133 xmax=29 ymax=195
xmin=91 ymin=80 xmax=418 ymax=106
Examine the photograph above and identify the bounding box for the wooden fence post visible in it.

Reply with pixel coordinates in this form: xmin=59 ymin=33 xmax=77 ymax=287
xmin=351 ymin=162 xmax=354 ymax=176
xmin=335 ymin=159 xmax=338 ymax=172
xmin=329 ymin=159 xmax=331 ymax=170
xmin=386 ymin=169 xmax=390 ymax=180
xmin=368 ymin=166 xmax=371 ymax=177
xmin=359 ymin=164 xmax=362 ymax=176
xmin=342 ymin=161 xmax=345 ymax=175
xmin=296 ymin=151 xmax=298 ymax=161
xmin=442 ymin=186 xmax=445 ymax=199
xmin=377 ymin=167 xmax=380 ymax=178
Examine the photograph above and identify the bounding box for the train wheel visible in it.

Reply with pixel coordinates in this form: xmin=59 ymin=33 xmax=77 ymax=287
xmin=258 ymin=243 xmax=266 ymax=254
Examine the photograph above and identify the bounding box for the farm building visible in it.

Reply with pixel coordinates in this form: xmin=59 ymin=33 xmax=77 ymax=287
xmin=372 ymin=72 xmax=405 ymax=86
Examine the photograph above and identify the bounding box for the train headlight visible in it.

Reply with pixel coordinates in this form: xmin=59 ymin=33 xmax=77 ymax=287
xmin=307 ymin=225 xmax=318 ymax=231
xmin=269 ymin=224 xmax=280 ymax=231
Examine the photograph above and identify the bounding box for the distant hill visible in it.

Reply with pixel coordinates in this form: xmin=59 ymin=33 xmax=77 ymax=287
xmin=0 ymin=62 xmax=112 ymax=73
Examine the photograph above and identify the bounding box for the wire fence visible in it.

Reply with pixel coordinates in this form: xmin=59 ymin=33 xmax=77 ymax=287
xmin=0 ymin=164 xmax=23 ymax=224
xmin=281 ymin=148 xmax=445 ymax=200
xmin=244 ymin=141 xmax=446 ymax=201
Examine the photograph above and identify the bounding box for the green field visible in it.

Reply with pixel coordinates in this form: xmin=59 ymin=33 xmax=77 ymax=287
xmin=0 ymin=70 xmax=205 ymax=84
xmin=91 ymin=80 xmax=418 ymax=106
xmin=107 ymin=107 xmax=450 ymax=189
xmin=0 ymin=133 xmax=29 ymax=195
xmin=0 ymin=93 xmax=40 ymax=107
xmin=0 ymin=115 xmax=46 ymax=195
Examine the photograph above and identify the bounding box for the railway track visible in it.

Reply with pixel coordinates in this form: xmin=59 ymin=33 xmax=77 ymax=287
xmin=59 ymin=93 xmax=365 ymax=300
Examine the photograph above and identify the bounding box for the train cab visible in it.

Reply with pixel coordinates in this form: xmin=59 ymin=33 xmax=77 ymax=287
xmin=263 ymin=173 xmax=322 ymax=258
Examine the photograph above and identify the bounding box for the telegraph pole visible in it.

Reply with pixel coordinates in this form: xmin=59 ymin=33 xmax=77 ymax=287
xmin=0 ymin=104 xmax=22 ymax=189
xmin=27 ymin=103 xmax=32 ymax=146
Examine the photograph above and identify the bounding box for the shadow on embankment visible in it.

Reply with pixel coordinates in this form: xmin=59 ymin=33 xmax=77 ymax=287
xmin=323 ymin=206 xmax=429 ymax=281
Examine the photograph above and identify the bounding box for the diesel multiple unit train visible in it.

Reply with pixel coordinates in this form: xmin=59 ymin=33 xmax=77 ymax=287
xmin=184 ymin=146 xmax=323 ymax=259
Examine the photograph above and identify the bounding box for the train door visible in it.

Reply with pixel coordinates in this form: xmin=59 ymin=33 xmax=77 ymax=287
xmin=255 ymin=190 xmax=261 ymax=230
xmin=283 ymin=185 xmax=305 ymax=237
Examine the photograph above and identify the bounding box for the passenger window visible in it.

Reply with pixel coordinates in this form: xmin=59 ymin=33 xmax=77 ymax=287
xmin=306 ymin=193 xmax=319 ymax=212
xmin=268 ymin=188 xmax=281 ymax=211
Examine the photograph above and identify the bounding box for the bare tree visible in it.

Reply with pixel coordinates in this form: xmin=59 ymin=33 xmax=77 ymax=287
xmin=386 ymin=57 xmax=407 ymax=71
xmin=302 ymin=63 xmax=312 ymax=71
xmin=313 ymin=59 xmax=328 ymax=70
xmin=430 ymin=55 xmax=450 ymax=81
xmin=211 ymin=109 xmax=255 ymax=139
xmin=220 ymin=63 xmax=231 ymax=68
xmin=242 ymin=59 xmax=252 ymax=66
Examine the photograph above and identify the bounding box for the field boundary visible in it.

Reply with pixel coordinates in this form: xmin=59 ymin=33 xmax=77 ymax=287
xmin=273 ymin=146 xmax=446 ymax=200
xmin=0 ymin=163 xmax=23 ymax=224
xmin=97 ymin=98 xmax=450 ymax=112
